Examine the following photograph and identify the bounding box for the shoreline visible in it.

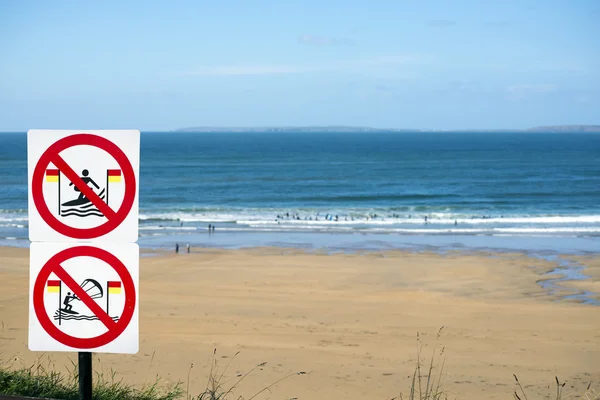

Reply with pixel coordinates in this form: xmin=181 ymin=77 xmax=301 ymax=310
xmin=6 ymin=242 xmax=600 ymax=305
xmin=2 ymin=230 xmax=600 ymax=254
xmin=3 ymin=230 xmax=600 ymax=305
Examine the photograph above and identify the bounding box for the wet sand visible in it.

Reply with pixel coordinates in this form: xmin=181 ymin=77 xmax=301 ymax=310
xmin=560 ymin=255 xmax=600 ymax=301
xmin=1 ymin=246 xmax=599 ymax=399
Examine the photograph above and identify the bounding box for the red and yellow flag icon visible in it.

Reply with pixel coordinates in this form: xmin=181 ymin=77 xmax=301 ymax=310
xmin=107 ymin=169 xmax=122 ymax=183
xmin=45 ymin=169 xmax=59 ymax=182
xmin=47 ymin=280 xmax=61 ymax=293
xmin=108 ymin=281 xmax=121 ymax=294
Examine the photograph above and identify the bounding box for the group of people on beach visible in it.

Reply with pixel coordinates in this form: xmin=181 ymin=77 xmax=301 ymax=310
xmin=272 ymin=212 xmax=503 ymax=225
xmin=275 ymin=212 xmax=384 ymax=222
xmin=169 ymin=211 xmax=507 ymax=254
xmin=174 ymin=224 xmax=217 ymax=254
xmin=274 ymin=212 xmax=464 ymax=225
xmin=175 ymin=243 xmax=191 ymax=254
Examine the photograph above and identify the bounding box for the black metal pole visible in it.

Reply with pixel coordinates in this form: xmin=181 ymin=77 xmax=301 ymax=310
xmin=78 ymin=352 xmax=92 ymax=400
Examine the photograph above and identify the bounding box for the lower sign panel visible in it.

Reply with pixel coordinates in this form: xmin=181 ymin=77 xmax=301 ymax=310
xmin=29 ymin=242 xmax=139 ymax=354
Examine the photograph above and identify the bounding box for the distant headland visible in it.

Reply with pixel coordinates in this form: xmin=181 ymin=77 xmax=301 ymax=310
xmin=174 ymin=125 xmax=600 ymax=133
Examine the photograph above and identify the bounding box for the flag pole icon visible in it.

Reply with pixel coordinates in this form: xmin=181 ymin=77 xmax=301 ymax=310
xmin=107 ymin=170 xmax=122 ymax=183
xmin=45 ymin=169 xmax=62 ymax=215
xmin=106 ymin=169 xmax=122 ymax=207
xmin=108 ymin=281 xmax=121 ymax=294
xmin=45 ymin=169 xmax=59 ymax=182
xmin=106 ymin=281 xmax=122 ymax=317
xmin=47 ymin=280 xmax=61 ymax=292
xmin=47 ymin=280 xmax=62 ymax=325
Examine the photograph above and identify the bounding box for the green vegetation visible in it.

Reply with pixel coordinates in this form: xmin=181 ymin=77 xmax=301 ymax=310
xmin=0 ymin=355 xmax=182 ymax=400
xmin=0 ymin=350 xmax=304 ymax=400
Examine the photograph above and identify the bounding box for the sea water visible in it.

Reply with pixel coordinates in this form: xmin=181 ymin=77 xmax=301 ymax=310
xmin=1 ymin=131 xmax=599 ymax=251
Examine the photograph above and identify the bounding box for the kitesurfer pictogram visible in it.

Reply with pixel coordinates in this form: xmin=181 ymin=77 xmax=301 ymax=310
xmin=48 ymin=278 xmax=122 ymax=325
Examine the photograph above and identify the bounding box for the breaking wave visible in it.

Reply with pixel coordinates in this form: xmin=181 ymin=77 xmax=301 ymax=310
xmin=60 ymin=189 xmax=106 ymax=218
xmin=53 ymin=310 xmax=119 ymax=321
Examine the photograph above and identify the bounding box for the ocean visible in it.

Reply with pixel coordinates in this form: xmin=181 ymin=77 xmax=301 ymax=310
xmin=2 ymin=131 xmax=600 ymax=252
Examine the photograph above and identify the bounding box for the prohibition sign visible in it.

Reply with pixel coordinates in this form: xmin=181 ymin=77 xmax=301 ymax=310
xmin=32 ymin=134 xmax=136 ymax=239
xmin=33 ymin=246 xmax=136 ymax=349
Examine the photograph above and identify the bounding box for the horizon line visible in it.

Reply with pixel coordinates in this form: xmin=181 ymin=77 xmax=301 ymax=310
xmin=1 ymin=124 xmax=599 ymax=133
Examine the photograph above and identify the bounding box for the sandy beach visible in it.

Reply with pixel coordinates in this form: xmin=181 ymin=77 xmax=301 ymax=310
xmin=1 ymin=246 xmax=599 ymax=399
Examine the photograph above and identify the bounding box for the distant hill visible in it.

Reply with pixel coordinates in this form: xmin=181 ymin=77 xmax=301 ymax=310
xmin=526 ymin=125 xmax=600 ymax=133
xmin=174 ymin=126 xmax=415 ymax=133
xmin=173 ymin=125 xmax=600 ymax=133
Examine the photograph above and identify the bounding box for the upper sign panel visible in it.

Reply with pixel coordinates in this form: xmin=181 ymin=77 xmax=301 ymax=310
xmin=28 ymin=130 xmax=139 ymax=243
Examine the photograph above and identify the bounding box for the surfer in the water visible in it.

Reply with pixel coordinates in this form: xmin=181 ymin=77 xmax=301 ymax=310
xmin=67 ymin=169 xmax=100 ymax=203
xmin=62 ymin=292 xmax=79 ymax=313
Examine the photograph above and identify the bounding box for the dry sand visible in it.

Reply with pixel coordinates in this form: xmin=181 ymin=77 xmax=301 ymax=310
xmin=1 ymin=246 xmax=599 ymax=399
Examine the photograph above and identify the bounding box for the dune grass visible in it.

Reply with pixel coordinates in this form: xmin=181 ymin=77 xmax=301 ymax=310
xmin=512 ymin=374 xmax=599 ymax=400
xmin=188 ymin=349 xmax=306 ymax=400
xmin=0 ymin=349 xmax=305 ymax=400
xmin=0 ymin=354 xmax=182 ymax=400
xmin=1 ymin=330 xmax=597 ymax=400
xmin=392 ymin=327 xmax=447 ymax=400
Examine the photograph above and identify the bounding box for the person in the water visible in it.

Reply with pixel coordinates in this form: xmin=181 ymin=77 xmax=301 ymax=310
xmin=69 ymin=169 xmax=100 ymax=200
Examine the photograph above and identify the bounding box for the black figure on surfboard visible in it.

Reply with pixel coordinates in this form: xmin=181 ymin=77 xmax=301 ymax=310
xmin=62 ymin=169 xmax=99 ymax=207
xmin=61 ymin=292 xmax=80 ymax=314
xmin=59 ymin=169 xmax=106 ymax=218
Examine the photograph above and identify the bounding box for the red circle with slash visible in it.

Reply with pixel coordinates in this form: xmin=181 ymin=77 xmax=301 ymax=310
xmin=33 ymin=246 xmax=136 ymax=349
xmin=32 ymin=133 xmax=136 ymax=239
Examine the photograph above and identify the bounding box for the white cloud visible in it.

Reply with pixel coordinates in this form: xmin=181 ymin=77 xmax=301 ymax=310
xmin=184 ymin=55 xmax=424 ymax=77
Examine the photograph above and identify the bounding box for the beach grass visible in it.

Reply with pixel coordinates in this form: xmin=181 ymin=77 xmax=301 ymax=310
xmin=0 ymin=354 xmax=182 ymax=400
xmin=188 ymin=349 xmax=306 ymax=400
xmin=512 ymin=374 xmax=599 ymax=400
xmin=392 ymin=327 xmax=447 ymax=400
xmin=1 ymin=336 xmax=597 ymax=400
xmin=0 ymin=349 xmax=305 ymax=400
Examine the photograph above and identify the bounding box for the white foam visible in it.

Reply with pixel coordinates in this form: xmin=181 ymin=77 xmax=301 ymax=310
xmin=4 ymin=208 xmax=600 ymax=238
xmin=136 ymin=224 xmax=600 ymax=236
xmin=0 ymin=223 xmax=26 ymax=228
xmin=0 ymin=216 xmax=28 ymax=222
xmin=139 ymin=226 xmax=199 ymax=231
xmin=139 ymin=212 xmax=600 ymax=226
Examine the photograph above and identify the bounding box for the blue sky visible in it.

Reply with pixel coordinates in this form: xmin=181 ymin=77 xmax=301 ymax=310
xmin=1 ymin=0 xmax=598 ymax=131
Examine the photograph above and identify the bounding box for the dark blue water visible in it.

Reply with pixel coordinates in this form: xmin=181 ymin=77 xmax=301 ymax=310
xmin=2 ymin=132 xmax=600 ymax=242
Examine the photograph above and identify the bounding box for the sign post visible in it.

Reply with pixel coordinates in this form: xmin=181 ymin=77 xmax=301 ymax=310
xmin=28 ymin=130 xmax=140 ymax=400
xmin=79 ymin=352 xmax=92 ymax=400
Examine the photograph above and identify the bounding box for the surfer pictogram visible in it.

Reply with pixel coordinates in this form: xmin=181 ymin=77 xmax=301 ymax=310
xmin=46 ymin=278 xmax=122 ymax=325
xmin=44 ymin=168 xmax=122 ymax=218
